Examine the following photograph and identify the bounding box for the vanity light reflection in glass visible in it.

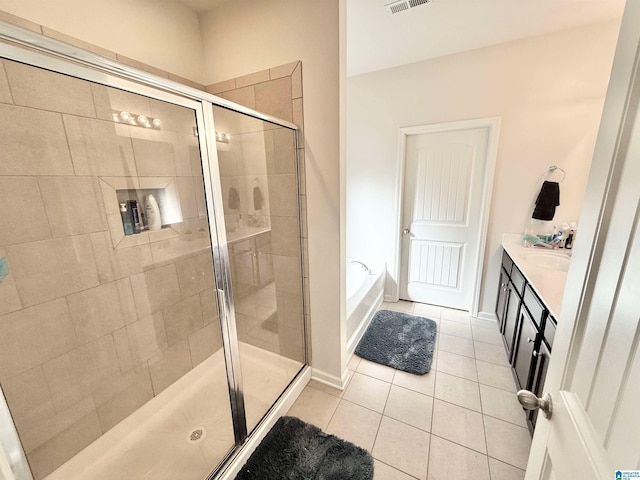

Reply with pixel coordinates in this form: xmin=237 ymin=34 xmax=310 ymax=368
xmin=111 ymin=110 xmax=162 ymax=129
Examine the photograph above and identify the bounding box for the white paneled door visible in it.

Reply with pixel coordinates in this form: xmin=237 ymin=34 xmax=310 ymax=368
xmin=400 ymin=126 xmax=490 ymax=310
xmin=525 ymin=2 xmax=640 ymax=478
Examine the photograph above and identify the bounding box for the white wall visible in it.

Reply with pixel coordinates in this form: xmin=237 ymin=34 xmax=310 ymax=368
xmin=200 ymin=0 xmax=344 ymax=383
xmin=347 ymin=21 xmax=620 ymax=317
xmin=0 ymin=0 xmax=205 ymax=82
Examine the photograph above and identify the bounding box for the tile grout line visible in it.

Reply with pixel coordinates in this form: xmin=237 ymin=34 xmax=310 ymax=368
xmin=428 ymin=432 xmax=495 ymax=463
xmin=374 ymin=459 xmax=421 ymax=480
xmin=425 ymin=356 xmax=439 ymax=480
xmin=473 ymin=326 xmax=493 ymax=479
xmin=321 ymin=393 xmax=342 ymax=432
xmin=437 ymin=353 xmax=518 ymax=393
xmin=485 ymin=453 xmax=528 ymax=473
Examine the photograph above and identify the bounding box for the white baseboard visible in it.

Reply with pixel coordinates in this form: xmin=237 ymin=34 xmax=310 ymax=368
xmin=310 ymin=367 xmax=346 ymax=390
xmin=217 ymin=366 xmax=311 ymax=480
xmin=383 ymin=294 xmax=397 ymax=302
xmin=476 ymin=311 xmax=498 ymax=322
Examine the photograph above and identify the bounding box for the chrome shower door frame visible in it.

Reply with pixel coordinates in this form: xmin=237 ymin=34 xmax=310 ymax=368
xmin=0 ymin=20 xmax=307 ymax=480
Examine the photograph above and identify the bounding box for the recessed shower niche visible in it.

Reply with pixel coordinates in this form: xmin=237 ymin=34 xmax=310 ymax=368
xmin=116 ymin=186 xmax=178 ymax=235
xmin=98 ymin=175 xmax=211 ymax=264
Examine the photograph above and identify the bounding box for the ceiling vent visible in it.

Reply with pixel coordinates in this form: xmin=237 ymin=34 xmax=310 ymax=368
xmin=385 ymin=0 xmax=431 ymax=15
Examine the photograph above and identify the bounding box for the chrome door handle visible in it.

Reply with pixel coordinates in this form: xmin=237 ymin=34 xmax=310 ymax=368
xmin=403 ymin=229 xmax=410 ymax=234
xmin=216 ymin=288 xmax=226 ymax=317
xmin=517 ymin=390 xmax=552 ymax=419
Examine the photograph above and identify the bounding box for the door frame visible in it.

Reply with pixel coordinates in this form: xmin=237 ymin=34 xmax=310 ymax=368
xmin=525 ymin=1 xmax=640 ymax=476
xmin=392 ymin=117 xmax=501 ymax=316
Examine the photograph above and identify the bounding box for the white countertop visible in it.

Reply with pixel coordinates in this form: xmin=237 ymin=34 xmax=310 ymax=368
xmin=501 ymin=234 xmax=570 ymax=320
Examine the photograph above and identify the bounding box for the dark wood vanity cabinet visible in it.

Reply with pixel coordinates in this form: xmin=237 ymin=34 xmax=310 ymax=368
xmin=497 ymin=251 xmax=525 ymax=362
xmin=514 ymin=307 xmax=539 ymax=389
xmin=496 ymin=268 xmax=510 ymax=329
xmin=529 ymin=316 xmax=555 ymax=427
xmin=502 ymin=283 xmax=521 ymax=361
xmin=529 ymin=340 xmax=551 ymax=428
xmin=497 ymin=249 xmax=556 ymax=431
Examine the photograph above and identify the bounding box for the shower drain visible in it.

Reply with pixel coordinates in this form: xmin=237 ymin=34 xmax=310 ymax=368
xmin=187 ymin=426 xmax=207 ymax=444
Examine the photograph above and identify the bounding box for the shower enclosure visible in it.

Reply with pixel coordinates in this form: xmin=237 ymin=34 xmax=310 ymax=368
xmin=0 ymin=22 xmax=307 ymax=480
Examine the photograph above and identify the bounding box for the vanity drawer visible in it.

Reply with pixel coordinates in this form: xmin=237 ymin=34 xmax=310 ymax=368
xmin=523 ymin=284 xmax=545 ymax=329
xmin=510 ymin=266 xmax=526 ymax=297
xmin=544 ymin=315 xmax=557 ymax=349
xmin=502 ymin=251 xmax=513 ymax=277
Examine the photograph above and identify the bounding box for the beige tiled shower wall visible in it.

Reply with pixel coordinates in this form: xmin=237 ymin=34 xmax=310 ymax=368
xmin=0 ymin=11 xmax=309 ymax=477
xmin=207 ymin=62 xmax=309 ymax=364
xmin=0 ymin=59 xmax=222 ymax=479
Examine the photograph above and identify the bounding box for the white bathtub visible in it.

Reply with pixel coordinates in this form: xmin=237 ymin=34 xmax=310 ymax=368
xmin=346 ymin=259 xmax=385 ymax=356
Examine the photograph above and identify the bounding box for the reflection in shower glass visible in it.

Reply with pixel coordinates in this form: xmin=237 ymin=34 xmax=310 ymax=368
xmin=0 ymin=59 xmax=234 ymax=479
xmin=213 ymin=105 xmax=305 ymax=432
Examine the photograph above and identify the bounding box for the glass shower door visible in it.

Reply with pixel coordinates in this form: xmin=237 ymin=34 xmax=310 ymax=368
xmin=0 ymin=55 xmax=235 ymax=480
xmin=211 ymin=105 xmax=306 ymax=433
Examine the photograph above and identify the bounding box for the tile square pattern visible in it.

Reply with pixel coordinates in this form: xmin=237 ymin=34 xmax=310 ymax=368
xmin=286 ymin=301 xmax=532 ymax=480
xmin=326 ymin=399 xmax=381 ymax=451
xmin=484 ymin=416 xmax=532 ymax=470
xmin=286 ymin=386 xmax=340 ymax=430
xmin=434 ymin=371 xmax=482 ymax=412
xmin=342 ymin=372 xmax=391 ymax=413
xmin=427 ymin=435 xmax=490 ymax=480
xmin=373 ymin=417 xmax=430 ymax=479
xmin=384 ymin=385 xmax=433 ymax=432
xmin=431 ymin=399 xmax=487 ymax=453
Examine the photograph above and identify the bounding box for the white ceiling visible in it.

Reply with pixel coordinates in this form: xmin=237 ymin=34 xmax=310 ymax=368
xmin=347 ymin=0 xmax=625 ymax=77
xmin=177 ymin=0 xmax=626 ymax=77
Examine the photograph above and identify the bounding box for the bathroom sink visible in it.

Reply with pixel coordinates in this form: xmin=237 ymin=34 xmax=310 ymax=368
xmin=524 ymin=252 xmax=571 ymax=272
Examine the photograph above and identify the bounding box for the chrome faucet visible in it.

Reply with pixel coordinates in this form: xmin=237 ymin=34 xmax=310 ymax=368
xmin=351 ymin=260 xmax=371 ymax=274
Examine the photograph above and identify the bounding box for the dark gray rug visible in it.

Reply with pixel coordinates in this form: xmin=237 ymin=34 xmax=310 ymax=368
xmin=235 ymin=416 xmax=373 ymax=480
xmin=355 ymin=309 xmax=437 ymax=375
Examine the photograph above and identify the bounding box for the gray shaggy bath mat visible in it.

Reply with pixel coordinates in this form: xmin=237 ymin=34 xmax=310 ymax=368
xmin=235 ymin=416 xmax=373 ymax=480
xmin=355 ymin=309 xmax=437 ymax=375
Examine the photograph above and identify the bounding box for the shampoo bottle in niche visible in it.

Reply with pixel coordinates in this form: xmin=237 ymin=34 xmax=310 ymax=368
xmin=144 ymin=194 xmax=162 ymax=230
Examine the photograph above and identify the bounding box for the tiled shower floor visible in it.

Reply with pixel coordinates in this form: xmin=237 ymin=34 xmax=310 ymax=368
xmin=286 ymin=301 xmax=531 ymax=480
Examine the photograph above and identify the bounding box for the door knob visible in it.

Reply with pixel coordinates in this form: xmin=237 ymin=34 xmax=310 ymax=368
xmin=517 ymin=390 xmax=552 ymax=419
xmin=403 ymin=229 xmax=410 ymax=234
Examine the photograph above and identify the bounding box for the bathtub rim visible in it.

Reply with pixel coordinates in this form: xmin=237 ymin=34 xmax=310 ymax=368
xmin=346 ymin=258 xmax=384 ymax=317
xmin=345 ymin=259 xmax=385 ymax=359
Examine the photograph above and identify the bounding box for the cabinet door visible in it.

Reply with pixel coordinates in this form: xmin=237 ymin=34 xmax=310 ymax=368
xmin=514 ymin=307 xmax=538 ymax=390
xmin=502 ymin=283 xmax=520 ymax=362
xmin=495 ymin=268 xmax=510 ymax=332
xmin=529 ymin=341 xmax=551 ymax=428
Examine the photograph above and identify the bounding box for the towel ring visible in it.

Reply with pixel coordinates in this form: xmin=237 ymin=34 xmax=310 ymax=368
xmin=545 ymin=165 xmax=565 ymax=183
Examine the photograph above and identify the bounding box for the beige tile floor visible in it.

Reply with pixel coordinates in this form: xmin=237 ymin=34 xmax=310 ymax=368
xmin=286 ymin=300 xmax=531 ymax=480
